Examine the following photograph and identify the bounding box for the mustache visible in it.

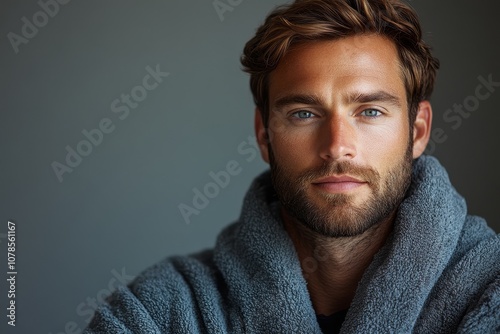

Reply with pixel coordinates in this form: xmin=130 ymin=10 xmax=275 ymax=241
xmin=296 ymin=160 xmax=380 ymax=185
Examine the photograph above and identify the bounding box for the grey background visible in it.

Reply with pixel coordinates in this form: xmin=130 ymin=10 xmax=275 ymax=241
xmin=0 ymin=0 xmax=499 ymax=332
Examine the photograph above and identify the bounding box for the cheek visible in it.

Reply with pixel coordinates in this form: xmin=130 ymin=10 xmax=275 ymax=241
xmin=359 ymin=118 xmax=410 ymax=166
xmin=271 ymin=127 xmax=318 ymax=165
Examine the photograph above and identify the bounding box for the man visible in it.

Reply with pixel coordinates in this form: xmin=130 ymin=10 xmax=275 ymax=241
xmin=85 ymin=0 xmax=500 ymax=333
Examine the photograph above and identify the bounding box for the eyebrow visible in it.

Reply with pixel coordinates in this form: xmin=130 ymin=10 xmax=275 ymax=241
xmin=272 ymin=90 xmax=403 ymax=111
xmin=343 ymin=91 xmax=403 ymax=108
xmin=272 ymin=94 xmax=324 ymax=111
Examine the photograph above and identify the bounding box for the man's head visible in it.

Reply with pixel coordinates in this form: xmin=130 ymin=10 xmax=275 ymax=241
xmin=242 ymin=0 xmax=439 ymax=129
xmin=241 ymin=0 xmax=439 ymax=238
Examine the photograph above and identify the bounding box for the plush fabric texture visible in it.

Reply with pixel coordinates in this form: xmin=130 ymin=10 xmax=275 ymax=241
xmin=84 ymin=156 xmax=500 ymax=333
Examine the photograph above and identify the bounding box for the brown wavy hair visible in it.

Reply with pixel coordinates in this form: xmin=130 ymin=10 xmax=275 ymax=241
xmin=241 ymin=0 xmax=440 ymax=127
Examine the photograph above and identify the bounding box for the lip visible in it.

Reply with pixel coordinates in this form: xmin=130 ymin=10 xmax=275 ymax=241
xmin=313 ymin=175 xmax=365 ymax=184
xmin=312 ymin=175 xmax=367 ymax=192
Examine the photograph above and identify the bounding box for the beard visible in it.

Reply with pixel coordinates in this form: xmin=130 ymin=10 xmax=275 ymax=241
xmin=269 ymin=141 xmax=413 ymax=238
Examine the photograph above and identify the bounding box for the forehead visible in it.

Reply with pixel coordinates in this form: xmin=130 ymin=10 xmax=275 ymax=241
xmin=268 ymin=34 xmax=406 ymax=102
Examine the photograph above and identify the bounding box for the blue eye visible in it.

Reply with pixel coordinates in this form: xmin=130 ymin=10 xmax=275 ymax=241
xmin=292 ymin=110 xmax=314 ymax=119
xmin=361 ymin=109 xmax=382 ymax=117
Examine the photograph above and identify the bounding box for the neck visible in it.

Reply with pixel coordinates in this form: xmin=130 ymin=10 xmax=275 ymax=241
xmin=282 ymin=208 xmax=394 ymax=316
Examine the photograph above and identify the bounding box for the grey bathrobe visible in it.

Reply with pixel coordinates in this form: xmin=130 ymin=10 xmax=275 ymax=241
xmin=85 ymin=156 xmax=500 ymax=333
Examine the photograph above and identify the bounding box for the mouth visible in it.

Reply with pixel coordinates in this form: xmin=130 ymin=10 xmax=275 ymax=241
xmin=312 ymin=175 xmax=367 ymax=193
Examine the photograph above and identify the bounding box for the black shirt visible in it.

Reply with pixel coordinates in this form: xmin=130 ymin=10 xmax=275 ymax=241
xmin=316 ymin=310 xmax=348 ymax=333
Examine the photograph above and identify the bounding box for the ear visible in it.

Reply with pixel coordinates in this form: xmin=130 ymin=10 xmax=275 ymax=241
xmin=412 ymin=100 xmax=433 ymax=158
xmin=254 ymin=108 xmax=270 ymax=163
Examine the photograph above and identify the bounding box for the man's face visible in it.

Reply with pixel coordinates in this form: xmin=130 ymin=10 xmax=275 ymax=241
xmin=260 ymin=34 xmax=414 ymax=238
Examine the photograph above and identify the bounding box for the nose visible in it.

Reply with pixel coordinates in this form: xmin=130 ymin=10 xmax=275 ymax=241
xmin=319 ymin=114 xmax=357 ymax=161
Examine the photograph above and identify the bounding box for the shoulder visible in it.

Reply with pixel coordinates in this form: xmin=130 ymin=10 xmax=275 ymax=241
xmin=131 ymin=249 xmax=219 ymax=303
xmin=457 ymin=214 xmax=498 ymax=244
xmin=457 ymin=274 xmax=500 ymax=333
xmin=84 ymin=249 xmax=229 ymax=333
xmin=450 ymin=216 xmax=500 ymax=332
xmin=454 ymin=215 xmax=500 ymax=265
xmin=135 ymin=249 xmax=218 ymax=288
xmin=447 ymin=214 xmax=500 ymax=285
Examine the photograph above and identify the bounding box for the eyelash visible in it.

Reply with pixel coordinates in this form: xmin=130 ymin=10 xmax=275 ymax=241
xmin=359 ymin=109 xmax=383 ymax=118
xmin=289 ymin=108 xmax=383 ymax=121
xmin=290 ymin=110 xmax=315 ymax=120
